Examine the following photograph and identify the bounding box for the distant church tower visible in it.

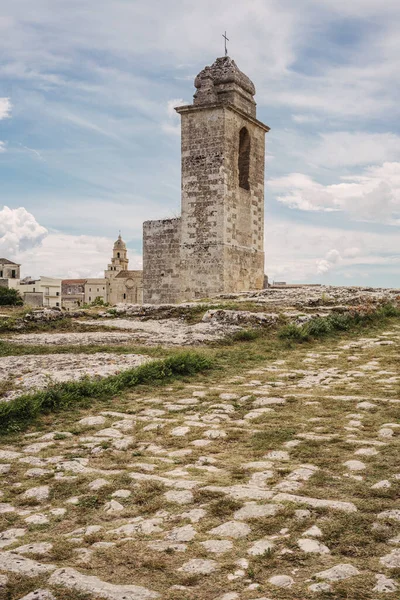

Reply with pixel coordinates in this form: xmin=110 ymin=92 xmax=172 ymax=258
xmin=105 ymin=234 xmax=143 ymax=304
xmin=143 ymin=56 xmax=269 ymax=303
xmin=105 ymin=234 xmax=129 ymax=280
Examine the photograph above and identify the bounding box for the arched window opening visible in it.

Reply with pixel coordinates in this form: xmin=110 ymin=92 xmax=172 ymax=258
xmin=238 ymin=127 xmax=250 ymax=190
xmin=117 ymin=252 xmax=120 ymax=258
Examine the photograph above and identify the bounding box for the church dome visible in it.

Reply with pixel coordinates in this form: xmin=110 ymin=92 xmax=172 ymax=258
xmin=193 ymin=56 xmax=256 ymax=117
xmin=114 ymin=234 xmax=126 ymax=250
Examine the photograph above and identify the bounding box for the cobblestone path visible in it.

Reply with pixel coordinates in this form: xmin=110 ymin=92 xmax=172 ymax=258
xmin=0 ymin=326 xmax=399 ymax=599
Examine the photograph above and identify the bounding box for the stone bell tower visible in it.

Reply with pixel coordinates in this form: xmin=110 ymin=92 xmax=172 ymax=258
xmin=143 ymin=56 xmax=270 ymax=303
xmin=105 ymin=234 xmax=129 ymax=280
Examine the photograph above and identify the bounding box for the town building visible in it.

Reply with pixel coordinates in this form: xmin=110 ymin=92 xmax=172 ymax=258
xmin=62 ymin=279 xmax=86 ymax=310
xmin=0 ymin=258 xmax=20 ymax=288
xmin=17 ymin=276 xmax=62 ymax=308
xmin=85 ymin=278 xmax=108 ymax=305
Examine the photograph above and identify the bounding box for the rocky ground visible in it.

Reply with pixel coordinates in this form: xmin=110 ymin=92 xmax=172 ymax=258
xmin=1 ymin=285 xmax=399 ymax=402
xmin=0 ymin=286 xmax=399 ymax=599
xmin=2 ymin=318 xmax=243 ymax=348
xmin=0 ymin=354 xmax=152 ymax=401
xmin=216 ymin=285 xmax=400 ymax=308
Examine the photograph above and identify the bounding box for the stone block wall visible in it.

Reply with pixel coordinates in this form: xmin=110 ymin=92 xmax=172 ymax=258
xmin=178 ymin=106 xmax=226 ymax=300
xmin=23 ymin=292 xmax=43 ymax=307
xmin=177 ymin=104 xmax=266 ymax=300
xmin=143 ymin=218 xmax=181 ymax=304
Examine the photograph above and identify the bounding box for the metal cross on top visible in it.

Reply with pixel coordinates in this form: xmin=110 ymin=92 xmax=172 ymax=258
xmin=223 ymin=31 xmax=229 ymax=56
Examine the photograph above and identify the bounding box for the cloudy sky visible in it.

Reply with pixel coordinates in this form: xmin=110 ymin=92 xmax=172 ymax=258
xmin=0 ymin=0 xmax=399 ymax=286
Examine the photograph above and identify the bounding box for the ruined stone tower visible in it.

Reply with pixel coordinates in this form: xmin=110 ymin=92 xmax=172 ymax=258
xmin=143 ymin=56 xmax=269 ymax=304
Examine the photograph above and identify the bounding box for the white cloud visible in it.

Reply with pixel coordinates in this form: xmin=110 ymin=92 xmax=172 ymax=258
xmin=291 ymin=114 xmax=321 ymax=124
xmin=268 ymin=162 xmax=400 ymax=223
xmin=316 ymin=249 xmax=341 ymax=274
xmin=265 ymin=217 xmax=400 ymax=284
xmin=4 ymin=0 xmax=399 ymax=124
xmin=0 ymin=206 xmax=47 ymax=256
xmin=306 ymin=132 xmax=400 ymax=168
xmin=268 ymin=173 xmax=339 ymax=212
xmin=162 ymin=98 xmax=184 ymax=136
xmin=166 ymin=98 xmax=184 ymax=118
xmin=0 ymin=206 xmax=142 ymax=279
xmin=0 ymin=98 xmax=11 ymax=120
xmin=0 ymin=98 xmax=11 ymax=151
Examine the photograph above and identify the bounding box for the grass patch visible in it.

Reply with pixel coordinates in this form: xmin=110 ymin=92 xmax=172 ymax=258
xmin=278 ymin=302 xmax=400 ymax=343
xmin=0 ymin=351 xmax=213 ymax=435
xmin=230 ymin=328 xmax=262 ymax=342
xmin=0 ymin=339 xmax=172 ymax=358
xmin=250 ymin=425 xmax=298 ymax=452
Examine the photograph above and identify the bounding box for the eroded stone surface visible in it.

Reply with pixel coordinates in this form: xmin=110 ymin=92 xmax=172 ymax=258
xmin=234 ymin=503 xmax=280 ymax=520
xmin=201 ymin=539 xmax=233 ymax=554
xmin=48 ymin=567 xmax=160 ymax=599
xmin=178 ymin=559 xmax=218 ymax=574
xmin=314 ymin=563 xmax=360 ymax=581
xmin=0 ymin=552 xmax=55 ymax=577
xmin=373 ymin=573 xmax=398 ymax=593
xmin=297 ymin=538 xmax=330 ymax=554
xmin=18 ymin=590 xmax=56 ymax=600
xmin=208 ymin=521 xmax=251 ymax=539
xmin=248 ymin=538 xmax=274 ymax=556
xmin=380 ymin=549 xmax=400 ymax=568
xmin=268 ymin=575 xmax=294 ymax=588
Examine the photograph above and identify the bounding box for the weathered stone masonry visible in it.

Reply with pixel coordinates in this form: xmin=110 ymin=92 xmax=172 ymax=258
xmin=143 ymin=56 xmax=270 ymax=303
xmin=143 ymin=218 xmax=181 ymax=304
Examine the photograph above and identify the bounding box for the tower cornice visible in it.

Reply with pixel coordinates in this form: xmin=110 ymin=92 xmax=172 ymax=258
xmin=175 ymin=102 xmax=270 ymax=133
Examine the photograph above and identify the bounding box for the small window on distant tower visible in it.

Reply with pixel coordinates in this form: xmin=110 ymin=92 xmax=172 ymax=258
xmin=117 ymin=252 xmax=120 ymax=258
xmin=238 ymin=127 xmax=250 ymax=190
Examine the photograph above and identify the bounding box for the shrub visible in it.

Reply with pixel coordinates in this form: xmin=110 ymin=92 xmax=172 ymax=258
xmin=91 ymin=297 xmax=108 ymax=307
xmin=279 ymin=303 xmax=400 ymax=344
xmin=231 ymin=329 xmax=261 ymax=342
xmin=0 ymin=287 xmax=23 ymax=306
xmin=278 ymin=323 xmax=309 ymax=342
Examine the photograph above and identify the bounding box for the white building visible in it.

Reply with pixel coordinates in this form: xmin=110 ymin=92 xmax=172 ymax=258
xmin=17 ymin=276 xmax=62 ymax=308
xmin=85 ymin=278 xmax=108 ymax=304
xmin=0 ymin=258 xmax=20 ymax=281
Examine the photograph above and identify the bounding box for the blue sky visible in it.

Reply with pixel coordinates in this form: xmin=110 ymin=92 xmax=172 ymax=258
xmin=0 ymin=0 xmax=399 ymax=286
